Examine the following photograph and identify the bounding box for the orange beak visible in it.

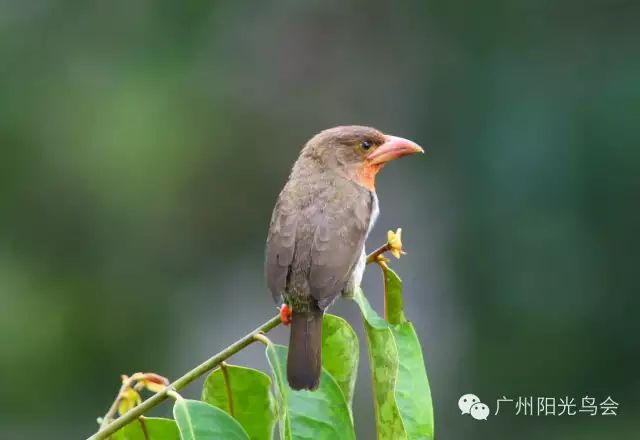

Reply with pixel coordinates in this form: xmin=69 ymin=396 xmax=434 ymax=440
xmin=366 ymin=135 xmax=424 ymax=165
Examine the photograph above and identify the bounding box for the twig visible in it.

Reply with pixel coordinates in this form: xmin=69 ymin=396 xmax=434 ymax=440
xmin=220 ymin=362 xmax=235 ymax=417
xmin=166 ymin=389 xmax=183 ymax=401
xmin=366 ymin=243 xmax=391 ymax=264
xmin=252 ymin=332 xmax=272 ymax=346
xmin=88 ymin=314 xmax=282 ymax=440
xmin=99 ymin=375 xmax=137 ymax=430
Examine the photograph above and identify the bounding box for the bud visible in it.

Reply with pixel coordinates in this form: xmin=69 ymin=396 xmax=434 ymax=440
xmin=118 ymin=387 xmax=141 ymax=415
xmin=387 ymin=228 xmax=404 ymax=259
xmin=141 ymin=373 xmax=169 ymax=393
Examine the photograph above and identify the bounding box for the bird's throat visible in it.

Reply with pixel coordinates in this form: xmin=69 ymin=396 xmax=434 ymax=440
xmin=351 ymin=162 xmax=384 ymax=192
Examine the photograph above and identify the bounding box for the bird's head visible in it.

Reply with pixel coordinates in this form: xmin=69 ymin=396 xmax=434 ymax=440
xmin=299 ymin=125 xmax=424 ymax=191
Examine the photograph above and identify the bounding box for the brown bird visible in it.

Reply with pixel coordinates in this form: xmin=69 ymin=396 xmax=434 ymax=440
xmin=265 ymin=126 xmax=423 ymax=390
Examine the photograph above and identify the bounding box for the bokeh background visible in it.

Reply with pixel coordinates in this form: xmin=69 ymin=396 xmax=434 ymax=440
xmin=1 ymin=1 xmax=638 ymax=439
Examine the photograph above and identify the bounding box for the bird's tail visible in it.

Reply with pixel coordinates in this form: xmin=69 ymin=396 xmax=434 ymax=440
xmin=287 ymin=308 xmax=323 ymax=390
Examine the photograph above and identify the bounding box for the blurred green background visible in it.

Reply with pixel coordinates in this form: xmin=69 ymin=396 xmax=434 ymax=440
xmin=1 ymin=1 xmax=638 ymax=439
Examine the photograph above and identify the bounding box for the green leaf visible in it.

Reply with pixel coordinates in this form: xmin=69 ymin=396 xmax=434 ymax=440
xmin=201 ymin=364 xmax=276 ymax=440
xmin=393 ymin=323 xmax=433 ymax=439
xmin=173 ymin=398 xmax=250 ymax=440
xmin=354 ymin=266 xmax=434 ymax=440
xmin=382 ymin=266 xmax=406 ymax=325
xmin=321 ymin=314 xmax=359 ymax=408
xmin=113 ymin=417 xmax=179 ymax=440
xmin=265 ymin=343 xmax=356 ymax=440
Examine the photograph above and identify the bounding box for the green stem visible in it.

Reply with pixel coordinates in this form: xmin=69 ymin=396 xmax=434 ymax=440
xmin=87 ymin=314 xmax=282 ymax=440
xmin=99 ymin=375 xmax=136 ymax=430
xmin=381 ymin=264 xmax=388 ymax=321
xmin=252 ymin=332 xmax=272 ymax=346
xmin=166 ymin=389 xmax=183 ymax=401
xmin=138 ymin=417 xmax=149 ymax=440
xmin=220 ymin=362 xmax=235 ymax=417
xmin=366 ymin=242 xmax=395 ymax=321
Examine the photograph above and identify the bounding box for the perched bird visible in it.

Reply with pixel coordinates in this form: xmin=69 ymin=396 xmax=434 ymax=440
xmin=265 ymin=126 xmax=423 ymax=390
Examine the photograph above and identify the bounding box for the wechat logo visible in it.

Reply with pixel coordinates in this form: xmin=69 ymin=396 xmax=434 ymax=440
xmin=459 ymin=393 xmax=490 ymax=421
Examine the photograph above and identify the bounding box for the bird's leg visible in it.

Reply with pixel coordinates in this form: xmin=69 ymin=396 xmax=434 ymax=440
xmin=279 ymin=304 xmax=292 ymax=326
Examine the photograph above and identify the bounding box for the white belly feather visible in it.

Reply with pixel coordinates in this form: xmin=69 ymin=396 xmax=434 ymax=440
xmin=346 ymin=191 xmax=379 ymax=294
xmin=367 ymin=191 xmax=380 ymax=236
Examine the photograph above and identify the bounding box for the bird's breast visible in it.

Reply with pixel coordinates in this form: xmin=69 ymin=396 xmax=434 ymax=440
xmin=367 ymin=191 xmax=380 ymax=237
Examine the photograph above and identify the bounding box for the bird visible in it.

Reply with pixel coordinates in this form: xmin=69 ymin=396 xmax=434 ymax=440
xmin=265 ymin=125 xmax=423 ymax=390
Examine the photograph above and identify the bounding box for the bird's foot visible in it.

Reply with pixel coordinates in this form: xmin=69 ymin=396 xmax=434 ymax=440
xmin=279 ymin=304 xmax=292 ymax=326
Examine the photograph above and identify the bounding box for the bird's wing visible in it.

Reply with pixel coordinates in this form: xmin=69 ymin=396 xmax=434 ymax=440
xmin=309 ymin=187 xmax=372 ymax=308
xmin=265 ymin=191 xmax=298 ymax=304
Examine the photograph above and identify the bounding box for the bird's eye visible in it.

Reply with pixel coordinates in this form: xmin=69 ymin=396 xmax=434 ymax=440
xmin=361 ymin=140 xmax=372 ymax=150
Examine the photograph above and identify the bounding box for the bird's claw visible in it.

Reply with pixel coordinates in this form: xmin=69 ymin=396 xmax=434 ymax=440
xmin=279 ymin=304 xmax=292 ymax=326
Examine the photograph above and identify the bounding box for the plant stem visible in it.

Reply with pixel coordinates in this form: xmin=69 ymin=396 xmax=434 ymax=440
xmin=99 ymin=375 xmax=137 ymax=430
xmin=366 ymin=243 xmax=391 ymax=264
xmin=253 ymin=332 xmax=272 ymax=346
xmin=138 ymin=417 xmax=149 ymax=440
xmin=166 ymin=389 xmax=183 ymax=401
xmin=220 ymin=362 xmax=235 ymax=417
xmin=379 ymin=262 xmax=390 ymax=321
xmin=88 ymin=314 xmax=282 ymax=440
xmin=367 ymin=243 xmax=395 ymax=320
